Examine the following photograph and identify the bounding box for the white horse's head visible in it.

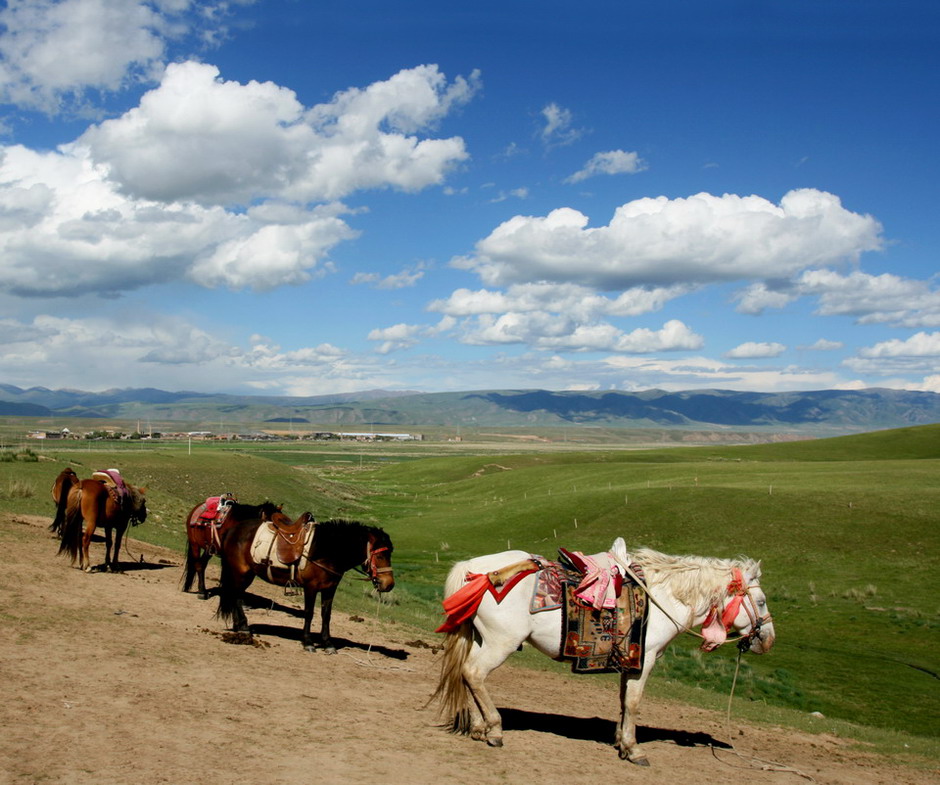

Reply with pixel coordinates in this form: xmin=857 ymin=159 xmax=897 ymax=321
xmin=727 ymin=563 xmax=775 ymax=654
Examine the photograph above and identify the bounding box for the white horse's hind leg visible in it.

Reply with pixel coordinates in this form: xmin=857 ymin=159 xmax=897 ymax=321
xmin=463 ymin=626 xmax=524 ymax=747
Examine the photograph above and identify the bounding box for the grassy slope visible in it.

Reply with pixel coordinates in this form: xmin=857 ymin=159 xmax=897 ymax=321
xmin=1 ymin=425 xmax=937 ymax=745
xmin=354 ymin=425 xmax=939 ymax=739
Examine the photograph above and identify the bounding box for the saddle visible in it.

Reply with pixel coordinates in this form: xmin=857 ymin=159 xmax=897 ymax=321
xmin=92 ymin=468 xmax=127 ymax=508
xmin=269 ymin=512 xmax=315 ymax=567
xmin=250 ymin=513 xmax=317 ymax=589
xmin=195 ymin=493 xmax=236 ymax=525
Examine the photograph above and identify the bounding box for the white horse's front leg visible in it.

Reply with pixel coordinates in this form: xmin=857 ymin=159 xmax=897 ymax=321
xmin=617 ymin=669 xmax=652 ymax=765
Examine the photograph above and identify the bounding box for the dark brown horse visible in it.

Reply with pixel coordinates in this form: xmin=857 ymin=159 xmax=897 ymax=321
xmin=182 ymin=497 xmax=282 ymax=599
xmin=58 ymin=473 xmax=147 ymax=572
xmin=216 ymin=512 xmax=394 ymax=653
xmin=49 ymin=467 xmax=79 ymax=538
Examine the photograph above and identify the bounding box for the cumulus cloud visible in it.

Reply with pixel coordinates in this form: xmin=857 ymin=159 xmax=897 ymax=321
xmin=858 ymin=331 xmax=940 ymax=358
xmin=429 ymin=282 xmax=689 ymax=320
xmin=0 ymin=144 xmax=357 ymax=294
xmin=0 ymin=0 xmax=243 ymax=115
xmin=725 ymin=341 xmax=786 ymax=359
xmin=733 ymin=282 xmax=798 ymax=314
xmin=454 ymin=189 xmax=883 ymax=290
xmin=79 ymin=61 xmax=479 ymax=206
xmin=799 ymin=269 xmax=940 ymax=328
xmin=0 ymin=63 xmax=480 ymax=295
xmin=459 ymin=314 xmax=702 ymax=353
xmin=0 ymin=0 xmax=169 ymax=112
xmin=566 ymin=150 xmax=647 ymax=183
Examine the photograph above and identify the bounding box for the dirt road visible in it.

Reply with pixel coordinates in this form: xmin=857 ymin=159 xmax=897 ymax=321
xmin=0 ymin=513 xmax=932 ymax=785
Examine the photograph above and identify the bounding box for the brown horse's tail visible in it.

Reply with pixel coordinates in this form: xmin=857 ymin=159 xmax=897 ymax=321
xmin=57 ymin=486 xmax=83 ymax=563
xmin=181 ymin=545 xmax=198 ymax=593
xmin=429 ymin=560 xmax=476 ymax=734
xmin=49 ymin=469 xmax=77 ymax=537
xmin=215 ymin=560 xmax=238 ymax=623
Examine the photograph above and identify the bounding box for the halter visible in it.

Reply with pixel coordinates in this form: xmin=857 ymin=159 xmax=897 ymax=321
xmin=361 ymin=543 xmax=393 ymax=588
xmin=620 ymin=562 xmax=771 ymax=651
xmin=702 ymin=568 xmax=773 ymax=651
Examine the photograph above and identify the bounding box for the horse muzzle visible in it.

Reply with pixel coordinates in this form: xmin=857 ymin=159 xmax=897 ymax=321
xmin=746 ymin=619 xmax=775 ymax=654
xmin=373 ymin=570 xmax=395 ymax=592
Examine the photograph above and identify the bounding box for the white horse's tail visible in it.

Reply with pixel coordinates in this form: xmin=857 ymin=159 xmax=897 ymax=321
xmin=431 ymin=560 xmax=475 ymax=734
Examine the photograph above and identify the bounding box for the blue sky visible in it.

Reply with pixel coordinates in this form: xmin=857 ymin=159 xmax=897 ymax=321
xmin=0 ymin=0 xmax=938 ymax=397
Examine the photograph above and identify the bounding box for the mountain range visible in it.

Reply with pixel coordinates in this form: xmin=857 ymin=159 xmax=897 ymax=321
xmin=2 ymin=384 xmax=939 ymax=434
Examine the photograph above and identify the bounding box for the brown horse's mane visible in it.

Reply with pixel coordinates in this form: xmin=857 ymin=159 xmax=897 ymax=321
xmin=311 ymin=519 xmax=392 ymax=552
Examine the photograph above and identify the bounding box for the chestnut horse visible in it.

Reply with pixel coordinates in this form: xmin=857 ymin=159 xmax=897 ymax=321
xmin=216 ymin=513 xmax=395 ymax=653
xmin=49 ymin=467 xmax=79 ymax=539
xmin=58 ymin=475 xmax=148 ymax=572
xmin=182 ymin=497 xmax=282 ymax=599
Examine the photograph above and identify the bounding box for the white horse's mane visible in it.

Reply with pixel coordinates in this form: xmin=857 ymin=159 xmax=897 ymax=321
xmin=628 ymin=546 xmax=761 ymax=607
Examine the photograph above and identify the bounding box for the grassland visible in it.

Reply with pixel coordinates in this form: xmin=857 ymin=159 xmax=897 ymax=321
xmin=1 ymin=422 xmax=937 ymax=751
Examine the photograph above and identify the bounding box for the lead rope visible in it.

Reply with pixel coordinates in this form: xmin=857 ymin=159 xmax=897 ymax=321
xmin=340 ymin=590 xmax=414 ymax=672
xmin=708 ymin=649 xmax=818 ymax=782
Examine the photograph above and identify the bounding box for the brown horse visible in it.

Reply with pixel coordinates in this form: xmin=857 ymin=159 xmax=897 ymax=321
xmin=58 ymin=473 xmax=148 ymax=572
xmin=182 ymin=497 xmax=282 ymax=599
xmin=49 ymin=467 xmax=79 ymax=539
xmin=216 ymin=512 xmax=395 ymax=653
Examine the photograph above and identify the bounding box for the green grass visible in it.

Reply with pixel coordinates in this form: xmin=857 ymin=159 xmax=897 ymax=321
xmin=2 ymin=424 xmax=938 ymax=752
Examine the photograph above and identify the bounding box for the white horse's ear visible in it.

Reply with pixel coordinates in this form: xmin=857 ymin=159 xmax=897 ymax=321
xmin=611 ymin=537 xmax=630 ymax=566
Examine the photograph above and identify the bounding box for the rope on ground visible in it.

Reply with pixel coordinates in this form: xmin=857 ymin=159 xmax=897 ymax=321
xmin=340 ymin=591 xmax=415 ymax=672
xmin=708 ymin=651 xmax=818 ymax=783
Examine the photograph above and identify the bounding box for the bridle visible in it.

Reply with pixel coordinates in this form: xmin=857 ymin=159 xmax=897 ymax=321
xmin=703 ymin=568 xmax=773 ymax=651
xmin=621 ymin=562 xmax=771 ymax=651
xmin=361 ymin=542 xmax=393 ymax=588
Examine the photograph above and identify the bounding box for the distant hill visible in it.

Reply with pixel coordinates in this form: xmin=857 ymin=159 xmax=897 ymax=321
xmin=1 ymin=384 xmax=938 ymax=434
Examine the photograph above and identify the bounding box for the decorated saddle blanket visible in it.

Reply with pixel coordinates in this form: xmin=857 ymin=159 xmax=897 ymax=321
xmin=530 ymin=553 xmax=647 ymax=674
xmin=561 ymin=579 xmax=647 ymax=674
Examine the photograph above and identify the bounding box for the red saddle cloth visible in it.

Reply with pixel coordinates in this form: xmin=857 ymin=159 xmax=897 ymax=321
xmin=196 ymin=496 xmax=234 ymax=525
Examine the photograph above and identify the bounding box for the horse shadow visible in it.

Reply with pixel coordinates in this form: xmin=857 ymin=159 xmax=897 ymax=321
xmin=238 ymin=591 xmax=410 ymax=661
xmin=499 ymin=708 xmax=729 ymax=749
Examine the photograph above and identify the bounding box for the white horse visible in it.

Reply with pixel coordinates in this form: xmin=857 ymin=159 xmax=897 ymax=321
xmin=432 ymin=539 xmax=775 ymax=766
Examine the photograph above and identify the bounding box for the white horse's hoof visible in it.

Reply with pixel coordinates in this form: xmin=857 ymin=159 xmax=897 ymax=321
xmin=486 ymin=737 xmax=503 ymax=748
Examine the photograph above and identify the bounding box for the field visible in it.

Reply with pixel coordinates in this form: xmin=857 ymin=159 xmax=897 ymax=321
xmin=1 ymin=423 xmax=937 ymax=766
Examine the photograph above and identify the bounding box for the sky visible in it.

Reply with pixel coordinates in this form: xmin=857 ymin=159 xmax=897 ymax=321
xmin=0 ymin=0 xmax=938 ymax=398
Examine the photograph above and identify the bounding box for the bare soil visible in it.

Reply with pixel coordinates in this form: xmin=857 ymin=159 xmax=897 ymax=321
xmin=0 ymin=513 xmax=934 ymax=785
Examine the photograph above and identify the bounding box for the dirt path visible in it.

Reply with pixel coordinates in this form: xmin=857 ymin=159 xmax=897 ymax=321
xmin=0 ymin=513 xmax=933 ymax=785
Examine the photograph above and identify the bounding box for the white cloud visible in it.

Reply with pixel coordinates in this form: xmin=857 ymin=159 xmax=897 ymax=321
xmin=79 ymin=61 xmax=478 ymax=206
xmin=844 ymin=332 xmax=940 ymax=379
xmin=0 ymin=0 xmax=173 ymax=112
xmin=459 ymin=314 xmax=703 ymax=354
xmin=858 ymin=331 xmax=940 ymax=358
xmin=367 ymin=322 xmax=424 ymax=354
xmin=351 ymin=262 xmax=426 ymax=289
xmin=454 ymin=189 xmax=883 ymax=290
xmin=566 ymin=150 xmax=647 ymax=183
xmin=733 ymin=282 xmax=798 ymax=314
xmin=0 ymin=63 xmax=483 ymax=295
xmin=725 ymin=341 xmax=787 ymax=359
xmin=0 ymin=144 xmax=357 ymax=294
xmin=799 ymin=269 xmax=940 ymax=328
xmin=429 ymin=282 xmax=688 ymax=320
xmin=800 ymin=338 xmax=843 ymax=351
xmin=539 ymin=102 xmax=583 ymax=147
